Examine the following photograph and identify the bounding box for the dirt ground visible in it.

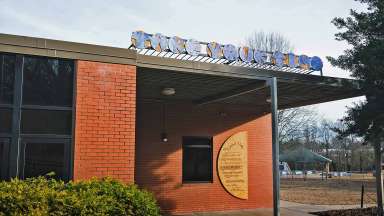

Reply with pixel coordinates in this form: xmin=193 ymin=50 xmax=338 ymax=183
xmin=311 ymin=207 xmax=377 ymax=216
xmin=280 ymin=174 xmax=377 ymax=205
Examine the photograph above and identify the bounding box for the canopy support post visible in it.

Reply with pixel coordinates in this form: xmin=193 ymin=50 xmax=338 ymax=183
xmin=270 ymin=77 xmax=280 ymax=216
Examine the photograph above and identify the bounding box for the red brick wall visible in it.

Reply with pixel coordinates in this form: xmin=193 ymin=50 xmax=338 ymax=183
xmin=74 ymin=60 xmax=136 ymax=183
xmin=135 ymin=102 xmax=273 ymax=214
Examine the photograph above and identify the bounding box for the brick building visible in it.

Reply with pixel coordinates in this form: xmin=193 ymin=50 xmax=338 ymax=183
xmin=0 ymin=33 xmax=362 ymax=215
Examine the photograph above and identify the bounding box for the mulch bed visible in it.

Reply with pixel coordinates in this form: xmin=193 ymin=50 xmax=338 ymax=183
xmin=311 ymin=207 xmax=377 ymax=216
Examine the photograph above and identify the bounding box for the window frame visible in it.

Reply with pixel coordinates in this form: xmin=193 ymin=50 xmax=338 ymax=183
xmin=18 ymin=137 xmax=71 ymax=181
xmin=0 ymin=138 xmax=10 ymax=180
xmin=0 ymin=52 xmax=75 ymax=181
xmin=0 ymin=107 xmax=13 ymax=134
xmin=182 ymin=136 xmax=213 ymax=184
xmin=21 ymin=55 xmax=74 ymax=107
xmin=20 ymin=55 xmax=74 ymax=136
xmin=20 ymin=108 xmax=73 ymax=135
xmin=0 ymin=53 xmax=15 ymax=138
xmin=0 ymin=53 xmax=16 ymax=105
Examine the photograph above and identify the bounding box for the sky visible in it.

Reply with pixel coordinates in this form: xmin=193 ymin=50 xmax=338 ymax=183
xmin=0 ymin=0 xmax=366 ymax=121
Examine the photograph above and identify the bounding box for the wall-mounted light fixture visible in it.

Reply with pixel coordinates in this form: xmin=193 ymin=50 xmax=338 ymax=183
xmin=161 ymin=102 xmax=168 ymax=142
xmin=161 ymin=87 xmax=176 ymax=96
xmin=161 ymin=132 xmax=168 ymax=142
xmin=160 ymin=88 xmax=174 ymax=142
xmin=266 ymin=97 xmax=272 ymax=103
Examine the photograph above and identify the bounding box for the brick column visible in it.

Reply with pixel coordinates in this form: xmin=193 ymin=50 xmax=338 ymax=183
xmin=74 ymin=60 xmax=136 ymax=183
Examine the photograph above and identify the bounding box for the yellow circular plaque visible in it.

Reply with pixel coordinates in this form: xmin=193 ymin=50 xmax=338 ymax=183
xmin=217 ymin=131 xmax=248 ymax=199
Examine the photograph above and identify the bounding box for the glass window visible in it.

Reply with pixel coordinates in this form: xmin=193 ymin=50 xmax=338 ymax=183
xmin=0 ymin=54 xmax=75 ymax=181
xmin=182 ymin=137 xmax=213 ymax=183
xmin=0 ymin=139 xmax=9 ymax=180
xmin=22 ymin=56 xmax=74 ymax=107
xmin=0 ymin=54 xmax=15 ymax=104
xmin=22 ymin=141 xmax=68 ymax=180
xmin=21 ymin=109 xmax=72 ymax=135
xmin=0 ymin=108 xmax=12 ymax=133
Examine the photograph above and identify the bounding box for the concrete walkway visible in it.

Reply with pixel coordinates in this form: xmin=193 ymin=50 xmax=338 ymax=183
xmin=172 ymin=201 xmax=373 ymax=216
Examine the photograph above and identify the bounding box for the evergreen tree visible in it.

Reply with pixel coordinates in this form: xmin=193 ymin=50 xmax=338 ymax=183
xmin=328 ymin=0 xmax=384 ymax=141
xmin=328 ymin=1 xmax=384 ymax=214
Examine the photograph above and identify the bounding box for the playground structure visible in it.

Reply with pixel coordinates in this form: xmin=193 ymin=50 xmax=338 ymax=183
xmin=280 ymin=147 xmax=332 ymax=180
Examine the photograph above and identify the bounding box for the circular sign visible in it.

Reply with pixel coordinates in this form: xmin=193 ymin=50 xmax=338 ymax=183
xmin=223 ymin=44 xmax=238 ymax=61
xmin=287 ymin=53 xmax=298 ymax=68
xmin=150 ymin=33 xmax=168 ymax=52
xmin=131 ymin=31 xmax=151 ymax=49
xmin=158 ymin=34 xmax=169 ymax=51
xmin=149 ymin=33 xmax=160 ymax=51
xmin=299 ymin=55 xmax=310 ymax=70
xmin=310 ymin=56 xmax=323 ymax=71
xmin=217 ymin=131 xmax=248 ymax=200
xmin=273 ymin=51 xmax=285 ymax=67
xmin=239 ymin=47 xmax=253 ymax=63
xmin=254 ymin=50 xmax=267 ymax=64
xmin=207 ymin=42 xmax=223 ymax=59
xmin=168 ymin=36 xmax=186 ymax=54
xmin=185 ymin=39 xmax=201 ymax=56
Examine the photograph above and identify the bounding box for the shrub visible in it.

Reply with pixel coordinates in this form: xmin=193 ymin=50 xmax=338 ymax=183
xmin=0 ymin=177 xmax=161 ymax=216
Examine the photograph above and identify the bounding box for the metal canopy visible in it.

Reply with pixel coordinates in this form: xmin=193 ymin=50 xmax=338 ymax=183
xmin=137 ymin=66 xmax=363 ymax=110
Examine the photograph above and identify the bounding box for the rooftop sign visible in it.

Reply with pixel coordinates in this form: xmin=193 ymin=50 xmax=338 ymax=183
xmin=131 ymin=31 xmax=323 ymax=72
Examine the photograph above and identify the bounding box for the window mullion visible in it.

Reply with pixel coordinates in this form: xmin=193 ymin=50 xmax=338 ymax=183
xmin=9 ymin=55 xmax=23 ymax=178
xmin=0 ymin=55 xmax=4 ymax=101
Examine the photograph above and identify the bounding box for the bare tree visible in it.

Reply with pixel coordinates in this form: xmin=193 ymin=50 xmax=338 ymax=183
xmin=245 ymin=31 xmax=294 ymax=53
xmin=277 ymin=107 xmax=317 ymax=144
xmin=245 ymin=31 xmax=312 ymax=146
xmin=319 ymin=119 xmax=334 ymax=158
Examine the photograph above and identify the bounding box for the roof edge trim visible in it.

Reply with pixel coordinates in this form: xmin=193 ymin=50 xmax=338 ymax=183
xmin=0 ymin=33 xmax=137 ymax=65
